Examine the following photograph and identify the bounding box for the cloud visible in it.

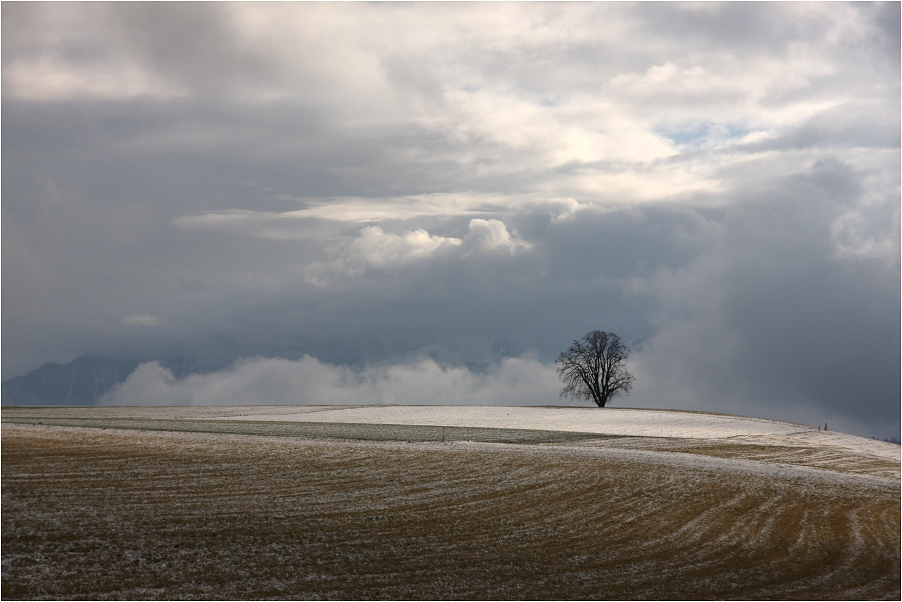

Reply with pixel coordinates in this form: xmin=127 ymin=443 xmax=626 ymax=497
xmin=2 ymin=3 xmax=898 ymax=440
xmin=352 ymin=226 xmax=461 ymax=265
xmin=302 ymin=219 xmax=531 ymax=286
xmin=625 ymin=159 xmax=900 ymax=439
xmin=172 ymin=194 xmax=578 ymax=231
xmin=462 ymin=219 xmax=531 ymax=254
xmin=830 ymin=209 xmax=900 ymax=262
xmin=122 ymin=314 xmax=165 ymax=327
xmin=101 ymin=355 xmax=561 ymax=407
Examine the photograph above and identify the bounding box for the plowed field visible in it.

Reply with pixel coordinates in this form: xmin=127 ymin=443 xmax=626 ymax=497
xmin=2 ymin=423 xmax=898 ymax=600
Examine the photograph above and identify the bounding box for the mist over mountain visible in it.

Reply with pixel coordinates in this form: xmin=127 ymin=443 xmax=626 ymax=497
xmin=1 ymin=355 xmax=195 ymax=406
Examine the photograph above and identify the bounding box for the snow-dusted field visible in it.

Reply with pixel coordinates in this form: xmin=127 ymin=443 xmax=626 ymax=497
xmin=2 ymin=423 xmax=899 ymax=600
xmin=220 ymin=405 xmax=810 ymax=437
xmin=6 ymin=405 xmax=896 ymax=466
xmin=221 ymin=405 xmax=900 ymax=459
xmin=4 ymin=404 xmax=816 ymax=437
xmin=3 ymin=404 xmax=899 ymax=598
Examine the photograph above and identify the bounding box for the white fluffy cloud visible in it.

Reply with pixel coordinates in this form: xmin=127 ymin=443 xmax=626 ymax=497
xmin=101 ymin=355 xmax=560 ymax=407
xmin=351 ymin=226 xmax=461 ymax=266
xmin=299 ymin=219 xmax=531 ymax=285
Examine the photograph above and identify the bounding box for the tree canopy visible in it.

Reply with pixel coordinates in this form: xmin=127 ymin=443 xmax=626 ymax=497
xmin=555 ymin=330 xmax=634 ymax=408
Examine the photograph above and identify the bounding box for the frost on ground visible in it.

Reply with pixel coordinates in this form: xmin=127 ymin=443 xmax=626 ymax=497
xmin=2 ymin=424 xmax=900 ymax=600
xmin=4 ymin=405 xmax=899 ymax=478
xmin=219 ymin=405 xmax=807 ymax=437
xmin=6 ymin=404 xmax=822 ymax=437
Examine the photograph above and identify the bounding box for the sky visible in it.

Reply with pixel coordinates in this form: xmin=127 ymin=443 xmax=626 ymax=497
xmin=2 ymin=2 xmax=899 ymax=438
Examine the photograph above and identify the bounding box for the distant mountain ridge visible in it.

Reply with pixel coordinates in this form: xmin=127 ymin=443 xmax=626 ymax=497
xmin=2 ymin=355 xmax=194 ymax=406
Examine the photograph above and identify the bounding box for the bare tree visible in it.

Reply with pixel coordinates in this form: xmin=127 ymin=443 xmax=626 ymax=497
xmin=555 ymin=330 xmax=634 ymax=407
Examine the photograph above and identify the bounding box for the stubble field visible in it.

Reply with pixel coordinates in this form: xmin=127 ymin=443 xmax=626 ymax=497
xmin=2 ymin=416 xmax=899 ymax=600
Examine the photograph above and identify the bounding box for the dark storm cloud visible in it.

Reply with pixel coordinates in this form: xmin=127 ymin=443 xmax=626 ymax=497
xmin=630 ymin=158 xmax=900 ymax=438
xmin=2 ymin=3 xmax=898 ymax=438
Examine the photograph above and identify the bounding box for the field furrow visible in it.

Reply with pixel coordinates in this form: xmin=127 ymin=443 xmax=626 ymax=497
xmin=2 ymin=424 xmax=898 ymax=600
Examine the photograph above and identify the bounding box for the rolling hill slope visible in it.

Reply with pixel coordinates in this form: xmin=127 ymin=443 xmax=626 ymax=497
xmin=2 ymin=406 xmax=899 ymax=599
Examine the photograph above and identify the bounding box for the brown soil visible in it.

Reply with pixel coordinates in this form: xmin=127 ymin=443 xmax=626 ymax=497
xmin=2 ymin=424 xmax=899 ymax=600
